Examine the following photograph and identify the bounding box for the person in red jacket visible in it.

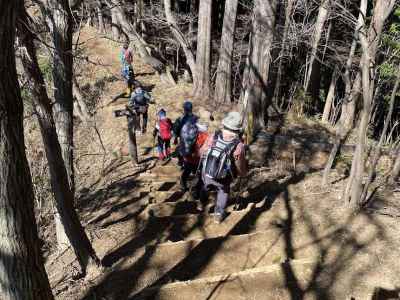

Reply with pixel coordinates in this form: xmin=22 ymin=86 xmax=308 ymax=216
xmin=153 ymin=109 xmax=173 ymax=160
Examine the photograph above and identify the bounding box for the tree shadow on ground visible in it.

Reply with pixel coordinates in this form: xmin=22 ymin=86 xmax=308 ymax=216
xmin=79 ymin=171 xmax=304 ymax=299
xmin=77 ymin=163 xmax=152 ymax=224
xmin=78 ymin=165 xmax=387 ymax=300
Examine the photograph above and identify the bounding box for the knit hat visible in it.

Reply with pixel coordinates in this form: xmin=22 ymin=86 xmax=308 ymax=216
xmin=158 ymin=109 xmax=166 ymax=118
xmin=183 ymin=101 xmax=193 ymax=113
xmin=222 ymin=111 xmax=242 ymax=132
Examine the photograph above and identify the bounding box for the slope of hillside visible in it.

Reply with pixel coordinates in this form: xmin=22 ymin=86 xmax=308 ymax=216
xmin=42 ymin=28 xmax=400 ymax=300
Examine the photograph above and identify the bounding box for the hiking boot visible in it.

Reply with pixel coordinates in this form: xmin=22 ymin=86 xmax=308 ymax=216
xmin=179 ymin=180 xmax=188 ymax=192
xmin=196 ymin=201 xmax=204 ymax=212
xmin=214 ymin=212 xmax=224 ymax=224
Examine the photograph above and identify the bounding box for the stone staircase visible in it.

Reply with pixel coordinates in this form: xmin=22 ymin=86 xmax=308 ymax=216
xmin=81 ymin=153 xmax=319 ymax=300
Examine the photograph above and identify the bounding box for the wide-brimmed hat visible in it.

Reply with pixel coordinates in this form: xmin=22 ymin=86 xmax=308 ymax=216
xmin=222 ymin=111 xmax=242 ymax=132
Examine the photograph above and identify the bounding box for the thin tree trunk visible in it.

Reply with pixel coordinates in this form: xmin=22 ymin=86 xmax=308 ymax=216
xmin=0 ymin=1 xmax=54 ymax=299
xmin=304 ymin=0 xmax=330 ymax=92
xmin=242 ymin=0 xmax=277 ymax=135
xmin=96 ymin=1 xmax=105 ymax=33
xmin=273 ymin=0 xmax=295 ymax=106
xmin=347 ymin=0 xmax=396 ymax=207
xmin=321 ymin=4 xmax=365 ymax=186
xmin=391 ymin=149 xmax=400 ymax=183
xmin=214 ymin=0 xmax=238 ymax=103
xmin=361 ymin=65 xmax=400 ymax=203
xmin=194 ymin=0 xmax=212 ymax=98
xmin=111 ymin=6 xmax=120 ymax=40
xmin=18 ymin=7 xmax=100 ymax=273
xmin=73 ymin=77 xmax=92 ymax=122
xmin=322 ymin=69 xmax=337 ymax=123
xmin=44 ymin=0 xmax=75 ymax=195
xmin=164 ymin=0 xmax=197 ymax=83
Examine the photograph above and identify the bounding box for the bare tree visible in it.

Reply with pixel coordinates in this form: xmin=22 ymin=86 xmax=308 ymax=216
xmin=164 ymin=0 xmax=197 ymax=83
xmin=110 ymin=3 xmax=121 ymax=40
xmin=194 ymin=0 xmax=212 ymax=98
xmin=18 ymin=6 xmax=100 ymax=274
xmin=321 ymin=68 xmax=337 ymax=123
xmin=272 ymin=0 xmax=295 ymax=105
xmin=361 ymin=64 xmax=400 ymax=201
xmin=345 ymin=0 xmax=396 ymax=207
xmin=304 ymin=0 xmax=330 ymax=92
xmin=214 ymin=0 xmax=239 ymax=103
xmin=96 ymin=0 xmax=105 ymax=33
xmin=242 ymin=0 xmax=278 ymax=135
xmin=322 ymin=3 xmax=367 ymax=186
xmin=0 ymin=1 xmax=53 ymax=299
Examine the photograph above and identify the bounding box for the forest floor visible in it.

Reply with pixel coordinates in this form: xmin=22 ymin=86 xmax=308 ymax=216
xmin=36 ymin=27 xmax=400 ymax=299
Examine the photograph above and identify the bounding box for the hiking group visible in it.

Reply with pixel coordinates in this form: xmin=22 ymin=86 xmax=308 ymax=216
xmin=117 ymin=43 xmax=248 ymax=224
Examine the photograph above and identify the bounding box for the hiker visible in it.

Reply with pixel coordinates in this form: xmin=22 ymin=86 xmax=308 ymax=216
xmin=200 ymin=112 xmax=248 ymax=223
xmin=173 ymin=101 xmax=199 ymax=165
xmin=120 ymin=42 xmax=133 ymax=68
xmin=129 ymin=86 xmax=153 ymax=135
xmin=120 ymin=43 xmax=135 ymax=96
xmin=153 ymin=109 xmax=173 ymax=160
xmin=173 ymin=101 xmax=199 ymax=143
xmin=179 ymin=122 xmax=209 ymax=194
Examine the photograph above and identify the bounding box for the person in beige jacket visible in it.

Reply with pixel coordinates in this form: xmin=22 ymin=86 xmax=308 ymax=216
xmin=200 ymin=112 xmax=248 ymax=223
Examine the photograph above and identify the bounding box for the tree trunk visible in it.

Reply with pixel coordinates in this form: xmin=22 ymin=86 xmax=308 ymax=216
xmin=45 ymin=0 xmax=75 ymax=195
xmin=346 ymin=0 xmax=396 ymax=207
xmin=111 ymin=6 xmax=120 ymax=40
xmin=360 ymin=65 xmax=400 ymax=202
xmin=0 ymin=1 xmax=54 ymax=299
xmin=242 ymin=0 xmax=277 ymax=135
xmin=273 ymin=0 xmax=295 ymax=106
xmin=42 ymin=0 xmax=76 ymax=252
xmin=214 ymin=0 xmax=238 ymax=103
xmin=73 ymin=77 xmax=92 ymax=122
xmin=321 ymin=69 xmax=337 ymax=123
xmin=96 ymin=1 xmax=105 ymax=33
xmin=321 ymin=4 xmax=365 ymax=186
xmin=304 ymin=0 xmax=330 ymax=93
xmin=18 ymin=7 xmax=100 ymax=273
xmin=194 ymin=0 xmax=212 ymax=98
xmin=391 ymin=149 xmax=400 ymax=183
xmin=164 ymin=0 xmax=197 ymax=83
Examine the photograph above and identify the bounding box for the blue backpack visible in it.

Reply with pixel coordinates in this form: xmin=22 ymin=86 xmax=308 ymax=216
xmin=179 ymin=122 xmax=198 ymax=157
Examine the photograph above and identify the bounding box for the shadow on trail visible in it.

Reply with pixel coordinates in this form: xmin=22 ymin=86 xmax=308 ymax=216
xmin=79 ymin=160 xmax=388 ymax=300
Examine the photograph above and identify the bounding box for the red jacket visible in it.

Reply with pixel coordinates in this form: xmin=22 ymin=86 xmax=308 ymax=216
xmin=183 ymin=132 xmax=209 ymax=165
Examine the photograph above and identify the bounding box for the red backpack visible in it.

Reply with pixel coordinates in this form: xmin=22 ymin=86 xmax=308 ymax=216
xmin=159 ymin=118 xmax=172 ymax=140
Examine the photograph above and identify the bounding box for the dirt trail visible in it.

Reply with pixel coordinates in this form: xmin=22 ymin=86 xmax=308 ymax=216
xmin=48 ymin=28 xmax=400 ymax=300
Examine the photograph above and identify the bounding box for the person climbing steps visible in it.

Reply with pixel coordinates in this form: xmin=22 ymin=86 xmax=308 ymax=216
xmin=200 ymin=111 xmax=248 ymax=224
xmin=130 ymin=86 xmax=154 ymax=135
xmin=153 ymin=109 xmax=173 ymax=161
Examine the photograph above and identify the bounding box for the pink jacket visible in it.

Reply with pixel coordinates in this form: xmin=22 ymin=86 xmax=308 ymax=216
xmin=200 ymin=130 xmax=248 ymax=177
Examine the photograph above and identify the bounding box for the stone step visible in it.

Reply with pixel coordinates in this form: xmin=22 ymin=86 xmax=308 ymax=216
xmin=145 ymin=199 xmax=254 ymax=218
xmin=148 ymin=190 xmax=186 ymax=204
xmin=99 ymin=227 xmax=315 ymax=299
xmin=137 ymin=258 xmax=315 ymax=300
xmin=139 ymin=172 xmax=181 ymax=180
